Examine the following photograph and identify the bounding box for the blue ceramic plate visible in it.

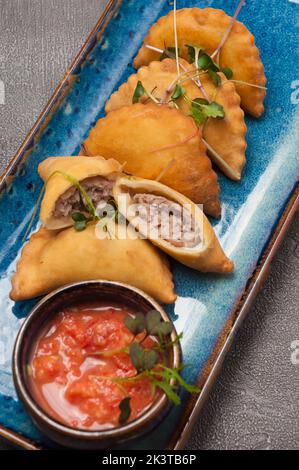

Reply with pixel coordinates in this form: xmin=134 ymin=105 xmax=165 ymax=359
xmin=0 ymin=0 xmax=298 ymax=450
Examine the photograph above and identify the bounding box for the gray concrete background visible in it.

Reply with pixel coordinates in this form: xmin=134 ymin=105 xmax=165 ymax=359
xmin=0 ymin=0 xmax=298 ymax=450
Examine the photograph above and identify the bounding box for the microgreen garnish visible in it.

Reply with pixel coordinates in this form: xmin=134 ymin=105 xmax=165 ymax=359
xmin=51 ymin=171 xmax=99 ymax=220
xmin=145 ymin=310 xmax=173 ymax=337
xmin=119 ymin=397 xmax=131 ymax=424
xmin=90 ymin=309 xmax=200 ymax=424
xmin=132 ymin=80 xmax=160 ymax=104
xmin=210 ymin=0 xmax=246 ymax=61
xmin=171 ymin=83 xmax=185 ymax=101
xmin=190 ymin=104 xmax=206 ymax=125
xmin=185 ymin=44 xmax=236 ymax=88
xmin=133 ymin=80 xmax=146 ymax=104
xmin=150 ymin=376 xmax=181 ymax=406
xmin=222 ymin=67 xmax=233 ymax=80
xmin=125 ymin=312 xmax=146 ymax=335
xmin=186 ymin=44 xmax=203 ymax=68
xmin=189 ymin=98 xmax=225 ymax=125
xmin=208 ymin=69 xmax=221 ymax=87
xmin=129 ymin=342 xmax=160 ymax=373
xmin=201 ymin=101 xmax=225 ymax=118
xmin=186 ymin=45 xmax=218 ymax=70
xmin=72 ymin=212 xmax=88 ymax=232
xmin=23 ymin=169 xmax=121 ymax=238
xmin=202 ymin=137 xmax=241 ymax=181
xmin=159 ymin=46 xmax=180 ymax=61
xmin=226 ymin=79 xmax=267 ymax=90
xmin=173 ymin=0 xmax=180 ymax=76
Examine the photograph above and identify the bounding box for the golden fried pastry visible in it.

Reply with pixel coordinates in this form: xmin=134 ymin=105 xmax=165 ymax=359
xmin=10 ymin=224 xmax=176 ymax=304
xmin=106 ymin=59 xmax=247 ymax=180
xmin=201 ymin=73 xmax=247 ymax=180
xmin=134 ymin=8 xmax=266 ymax=117
xmin=113 ymin=176 xmax=233 ymax=273
xmin=82 ymin=103 xmax=221 ymax=217
xmin=38 ymin=156 xmax=122 ymax=230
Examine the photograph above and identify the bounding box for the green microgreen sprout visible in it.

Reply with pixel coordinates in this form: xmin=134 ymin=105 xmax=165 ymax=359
xmin=132 ymin=80 xmax=160 ymax=104
xmin=90 ymin=309 xmax=200 ymax=425
xmin=132 ymin=80 xmax=146 ymax=103
xmin=159 ymin=46 xmax=180 ymax=61
xmin=145 ymin=309 xmax=173 ymax=337
xmin=221 ymin=67 xmax=233 ymax=80
xmin=52 ymin=171 xmax=99 ymax=220
xmin=185 ymin=44 xmax=204 ymax=69
xmin=119 ymin=397 xmax=132 ymax=424
xmin=129 ymin=342 xmax=160 ymax=372
xmin=185 ymin=44 xmax=226 ymax=87
xmin=173 ymin=0 xmax=180 ymax=77
xmin=210 ymin=0 xmax=246 ymax=62
xmin=171 ymin=83 xmax=186 ymax=101
xmin=72 ymin=212 xmax=88 ymax=232
xmin=124 ymin=312 xmax=146 ymax=335
xmin=23 ymin=169 xmax=120 ymax=239
xmin=186 ymin=96 xmax=225 ymax=125
xmin=146 ymin=1 xmax=264 ymax=99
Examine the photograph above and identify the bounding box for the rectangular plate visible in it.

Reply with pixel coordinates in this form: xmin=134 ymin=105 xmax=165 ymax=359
xmin=0 ymin=0 xmax=298 ymax=450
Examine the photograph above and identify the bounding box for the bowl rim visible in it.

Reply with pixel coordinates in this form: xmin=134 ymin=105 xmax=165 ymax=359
xmin=12 ymin=280 xmax=181 ymax=441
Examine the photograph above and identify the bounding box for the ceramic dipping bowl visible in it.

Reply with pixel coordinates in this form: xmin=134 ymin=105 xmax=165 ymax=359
xmin=12 ymin=280 xmax=181 ymax=449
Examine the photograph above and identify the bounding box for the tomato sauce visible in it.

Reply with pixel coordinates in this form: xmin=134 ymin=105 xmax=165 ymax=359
xmin=28 ymin=305 xmax=158 ymax=430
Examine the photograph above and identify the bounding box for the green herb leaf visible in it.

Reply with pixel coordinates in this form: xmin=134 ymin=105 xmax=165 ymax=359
xmin=72 ymin=212 xmax=87 ymax=222
xmin=132 ymin=81 xmax=146 ymax=104
xmin=72 ymin=212 xmax=88 ymax=231
xmin=185 ymin=44 xmax=203 ymax=65
xmin=190 ymin=105 xmax=206 ymax=125
xmin=125 ymin=313 xmax=146 ymax=335
xmin=151 ymin=378 xmax=181 ymax=406
xmin=119 ymin=397 xmax=131 ymax=424
xmin=171 ymin=84 xmax=185 ymax=101
xmin=197 ymin=53 xmax=214 ymax=70
xmin=49 ymin=171 xmax=98 ymax=219
xmin=186 ymin=45 xmax=220 ymax=73
xmin=200 ymin=101 xmax=225 ymax=119
xmin=192 ymin=98 xmax=209 ymax=107
xmin=158 ymin=366 xmax=200 ymax=394
xmin=190 ymin=98 xmax=225 ymax=125
xmin=160 ymin=46 xmax=180 ymax=61
xmin=221 ymin=67 xmax=233 ymax=80
xmin=129 ymin=342 xmax=159 ymax=372
xmin=208 ymin=69 xmax=222 ymax=87
xmin=146 ymin=310 xmax=173 ymax=337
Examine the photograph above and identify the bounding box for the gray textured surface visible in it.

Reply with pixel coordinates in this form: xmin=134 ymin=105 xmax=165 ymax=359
xmin=0 ymin=0 xmax=298 ymax=451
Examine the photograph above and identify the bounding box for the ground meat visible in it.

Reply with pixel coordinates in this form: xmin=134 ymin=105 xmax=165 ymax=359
xmin=53 ymin=176 xmax=114 ymax=219
xmin=132 ymin=193 xmax=200 ymax=248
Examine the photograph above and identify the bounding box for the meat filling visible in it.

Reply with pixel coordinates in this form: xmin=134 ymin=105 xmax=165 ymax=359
xmin=132 ymin=193 xmax=201 ymax=248
xmin=54 ymin=176 xmax=114 ymax=219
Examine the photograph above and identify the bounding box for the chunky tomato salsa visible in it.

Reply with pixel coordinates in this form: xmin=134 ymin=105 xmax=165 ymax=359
xmin=28 ymin=305 xmax=158 ymax=430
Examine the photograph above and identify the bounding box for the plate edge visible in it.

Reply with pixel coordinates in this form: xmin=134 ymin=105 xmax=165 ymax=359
xmin=172 ymin=184 xmax=299 ymax=450
xmin=0 ymin=0 xmax=121 ymax=451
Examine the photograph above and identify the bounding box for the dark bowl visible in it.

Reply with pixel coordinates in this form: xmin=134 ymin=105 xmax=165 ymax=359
xmin=12 ymin=280 xmax=181 ymax=449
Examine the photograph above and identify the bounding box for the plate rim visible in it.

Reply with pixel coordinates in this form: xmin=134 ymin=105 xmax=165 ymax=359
xmin=0 ymin=0 xmax=298 ymax=450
